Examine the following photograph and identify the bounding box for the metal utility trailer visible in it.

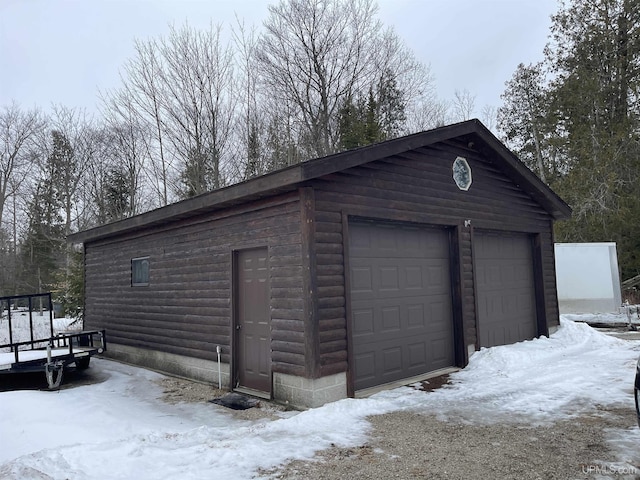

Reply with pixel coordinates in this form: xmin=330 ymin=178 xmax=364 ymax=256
xmin=0 ymin=293 xmax=106 ymax=389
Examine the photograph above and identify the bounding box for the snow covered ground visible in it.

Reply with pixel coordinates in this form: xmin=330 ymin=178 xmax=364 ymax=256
xmin=562 ymin=306 xmax=640 ymax=327
xmin=0 ymin=316 xmax=639 ymax=479
xmin=0 ymin=309 xmax=80 ymax=351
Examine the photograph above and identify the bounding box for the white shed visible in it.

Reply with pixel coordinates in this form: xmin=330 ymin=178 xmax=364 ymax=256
xmin=554 ymin=243 xmax=622 ymax=314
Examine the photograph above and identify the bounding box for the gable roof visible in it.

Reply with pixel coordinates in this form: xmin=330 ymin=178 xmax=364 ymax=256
xmin=68 ymin=119 xmax=571 ymax=244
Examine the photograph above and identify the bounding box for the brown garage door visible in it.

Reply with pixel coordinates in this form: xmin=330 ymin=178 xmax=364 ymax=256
xmin=349 ymin=221 xmax=455 ymax=391
xmin=475 ymin=231 xmax=537 ymax=348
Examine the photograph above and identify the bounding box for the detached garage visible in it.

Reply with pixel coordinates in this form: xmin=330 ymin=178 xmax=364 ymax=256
xmin=69 ymin=120 xmax=571 ymax=408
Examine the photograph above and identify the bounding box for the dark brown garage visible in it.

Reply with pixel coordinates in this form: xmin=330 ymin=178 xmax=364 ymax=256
xmin=68 ymin=120 xmax=571 ymax=408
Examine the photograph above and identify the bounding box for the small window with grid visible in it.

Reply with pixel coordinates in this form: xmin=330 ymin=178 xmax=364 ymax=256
xmin=131 ymin=257 xmax=150 ymax=286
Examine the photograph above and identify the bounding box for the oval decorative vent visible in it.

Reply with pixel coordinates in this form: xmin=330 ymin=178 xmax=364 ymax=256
xmin=453 ymin=156 xmax=472 ymax=191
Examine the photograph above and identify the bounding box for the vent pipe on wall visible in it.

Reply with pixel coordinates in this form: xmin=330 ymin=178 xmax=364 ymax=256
xmin=216 ymin=345 xmax=222 ymax=389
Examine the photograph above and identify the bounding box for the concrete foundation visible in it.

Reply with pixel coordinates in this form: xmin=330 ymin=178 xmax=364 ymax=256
xmin=104 ymin=343 xmax=348 ymax=408
xmin=105 ymin=343 xmax=230 ymax=388
xmin=273 ymin=372 xmax=347 ymax=408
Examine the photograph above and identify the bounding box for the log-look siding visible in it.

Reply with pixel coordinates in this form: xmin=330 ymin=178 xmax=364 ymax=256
xmin=309 ymin=138 xmax=558 ymax=376
xmin=84 ymin=193 xmax=308 ymax=376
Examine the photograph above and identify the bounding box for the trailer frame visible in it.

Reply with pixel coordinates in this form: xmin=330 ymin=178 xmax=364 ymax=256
xmin=0 ymin=293 xmax=106 ymax=389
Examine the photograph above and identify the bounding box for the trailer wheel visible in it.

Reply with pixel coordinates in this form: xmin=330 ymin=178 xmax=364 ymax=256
xmin=75 ymin=357 xmax=91 ymax=370
xmin=45 ymin=363 xmax=64 ymax=389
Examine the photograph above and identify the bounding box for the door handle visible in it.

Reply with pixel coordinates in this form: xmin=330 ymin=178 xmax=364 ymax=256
xmin=236 ymin=325 xmax=242 ymax=330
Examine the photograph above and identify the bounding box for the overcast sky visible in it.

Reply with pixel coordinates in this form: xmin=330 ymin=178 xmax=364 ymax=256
xmin=0 ymin=0 xmax=558 ymax=117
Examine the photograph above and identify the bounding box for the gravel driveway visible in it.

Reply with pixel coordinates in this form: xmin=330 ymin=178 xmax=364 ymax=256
xmin=264 ymin=328 xmax=640 ymax=480
xmin=264 ymin=407 xmax=638 ymax=479
xmin=158 ymin=373 xmax=640 ymax=480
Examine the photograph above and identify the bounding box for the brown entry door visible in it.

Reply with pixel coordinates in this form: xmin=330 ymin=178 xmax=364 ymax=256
xmin=235 ymin=247 xmax=271 ymax=394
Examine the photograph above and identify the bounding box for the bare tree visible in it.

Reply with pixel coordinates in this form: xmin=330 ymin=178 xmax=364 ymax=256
xmin=106 ymin=41 xmax=174 ymax=206
xmin=104 ymin=22 xmax=237 ymax=200
xmin=480 ymin=104 xmax=498 ymax=133
xmin=405 ymin=98 xmax=449 ymax=132
xmin=451 ymin=89 xmax=477 ymax=122
xmin=0 ymin=102 xmax=44 ymax=296
xmin=232 ymin=17 xmax=268 ymax=180
xmin=160 ymin=23 xmax=236 ymax=196
xmin=371 ymin=28 xmax=437 ymax=134
xmin=0 ymin=102 xmax=44 ymax=230
xmin=99 ymin=95 xmax=151 ymax=221
xmin=257 ymin=0 xmax=382 ymax=157
xmin=257 ymin=0 xmax=437 ymax=159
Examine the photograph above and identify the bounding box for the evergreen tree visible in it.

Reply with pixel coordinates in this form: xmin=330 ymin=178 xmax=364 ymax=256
xmin=102 ymin=167 xmax=132 ymax=223
xmin=18 ymin=129 xmax=85 ymax=315
xmin=375 ymin=71 xmax=407 ymax=138
xmin=19 ymin=181 xmax=64 ymax=294
xmin=265 ymin=114 xmax=300 ymax=171
xmin=338 ymin=70 xmax=406 ymax=150
xmin=46 ymin=130 xmax=76 ymax=236
xmin=498 ymin=0 xmax=640 ymax=280
xmin=55 ymin=247 xmax=84 ymax=320
xmin=0 ymin=226 xmax=16 ymax=296
xmin=338 ymin=97 xmax=367 ymax=150
xmin=498 ymin=63 xmax=561 ymax=184
xmin=547 ymin=0 xmax=640 ymax=280
xmin=179 ymin=146 xmax=219 ymax=198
